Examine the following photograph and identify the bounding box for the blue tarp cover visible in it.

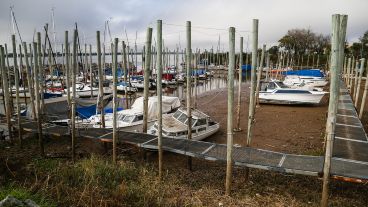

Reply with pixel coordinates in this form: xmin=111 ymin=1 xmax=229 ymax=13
xmin=77 ymin=105 xmax=124 ymax=119
xmin=241 ymin=64 xmax=252 ymax=71
xmin=282 ymin=69 xmax=325 ymax=77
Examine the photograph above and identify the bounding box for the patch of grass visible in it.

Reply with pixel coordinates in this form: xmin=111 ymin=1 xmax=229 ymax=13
xmin=0 ymin=184 xmax=56 ymax=207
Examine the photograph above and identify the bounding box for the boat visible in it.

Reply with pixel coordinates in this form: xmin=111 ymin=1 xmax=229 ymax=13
xmin=116 ymin=81 xmax=138 ymax=94
xmin=162 ymin=73 xmax=177 ymax=85
xmin=65 ymin=83 xmax=99 ymax=98
xmin=175 ymin=73 xmax=186 ymax=83
xmin=283 ymin=75 xmax=328 ymax=88
xmin=282 ymin=69 xmax=328 ymax=87
xmin=148 ymin=107 xmax=220 ymax=141
xmin=130 ymin=76 xmax=156 ymax=90
xmin=90 ymin=96 xmax=181 ymax=132
xmin=259 ymin=81 xmax=327 ymax=105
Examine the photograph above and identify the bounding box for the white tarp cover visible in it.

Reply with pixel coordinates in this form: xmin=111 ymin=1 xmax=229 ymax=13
xmin=131 ymin=96 xmax=181 ymax=120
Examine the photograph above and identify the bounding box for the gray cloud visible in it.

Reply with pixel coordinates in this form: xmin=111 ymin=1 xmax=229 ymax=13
xmin=0 ymin=0 xmax=367 ymax=52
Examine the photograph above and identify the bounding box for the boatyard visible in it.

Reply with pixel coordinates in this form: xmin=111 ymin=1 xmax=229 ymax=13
xmin=1 ymin=1 xmax=368 ymax=207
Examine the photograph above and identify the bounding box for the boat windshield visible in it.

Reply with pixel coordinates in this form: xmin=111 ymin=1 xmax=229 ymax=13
xmin=276 ymin=82 xmax=289 ymax=88
xmin=118 ymin=114 xmax=126 ymax=120
xmin=173 ymin=110 xmax=182 ymax=119
xmin=177 ymin=113 xmax=188 ymax=123
xmin=122 ymin=115 xmax=135 ymax=123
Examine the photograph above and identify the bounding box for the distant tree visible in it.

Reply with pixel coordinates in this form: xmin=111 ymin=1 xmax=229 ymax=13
xmin=278 ymin=28 xmax=330 ymax=55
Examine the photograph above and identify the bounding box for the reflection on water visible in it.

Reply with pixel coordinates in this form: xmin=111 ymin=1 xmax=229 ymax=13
xmin=0 ymin=73 xmax=251 ymax=114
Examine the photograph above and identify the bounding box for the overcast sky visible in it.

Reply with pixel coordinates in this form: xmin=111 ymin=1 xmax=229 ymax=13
xmin=0 ymin=0 xmax=367 ymax=52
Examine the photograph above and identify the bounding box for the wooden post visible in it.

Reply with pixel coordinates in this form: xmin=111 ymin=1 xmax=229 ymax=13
xmin=23 ymin=43 xmax=36 ymax=120
xmin=346 ymin=57 xmax=352 ymax=89
xmin=359 ymin=59 xmax=368 ymax=119
xmin=353 ymin=60 xmax=359 ymax=99
xmin=89 ymin=44 xmax=93 ymax=97
xmin=71 ymin=30 xmax=77 ymax=162
xmin=32 ymin=42 xmax=44 ymax=156
xmin=246 ymin=19 xmax=258 ymax=147
xmin=19 ymin=45 xmax=28 ymax=108
xmin=0 ymin=46 xmax=12 ymax=141
xmin=235 ymin=36 xmax=243 ymax=131
xmin=143 ymin=28 xmax=153 ymax=133
xmin=349 ymin=56 xmax=355 ymax=90
xmin=157 ymin=20 xmax=163 ymax=180
xmin=12 ymin=35 xmax=22 ymax=147
xmin=321 ymin=14 xmax=347 ymax=207
xmin=266 ymin=52 xmax=270 ymax=81
xmin=354 ymin=58 xmax=365 ymax=107
xmin=225 ymin=26 xmax=235 ymax=196
xmin=112 ymin=38 xmax=118 ymax=163
xmin=255 ymin=44 xmax=266 ymax=107
xmin=96 ymin=31 xmax=105 ymax=128
xmin=186 ymin=21 xmax=193 ymax=170
xmin=122 ymin=41 xmax=129 ymax=109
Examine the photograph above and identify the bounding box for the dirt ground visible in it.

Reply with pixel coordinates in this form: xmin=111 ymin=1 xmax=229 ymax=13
xmin=198 ymin=82 xmax=328 ymax=154
xmin=2 ymin=79 xmax=368 ymax=206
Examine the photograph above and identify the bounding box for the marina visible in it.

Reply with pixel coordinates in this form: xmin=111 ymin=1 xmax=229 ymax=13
xmin=0 ymin=1 xmax=368 ymax=206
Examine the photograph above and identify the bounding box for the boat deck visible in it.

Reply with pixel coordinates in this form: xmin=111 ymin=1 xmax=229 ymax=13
xmin=9 ymin=83 xmax=368 ymax=182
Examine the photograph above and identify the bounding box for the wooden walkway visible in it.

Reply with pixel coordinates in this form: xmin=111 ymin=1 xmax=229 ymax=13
xmin=10 ymin=84 xmax=368 ymax=182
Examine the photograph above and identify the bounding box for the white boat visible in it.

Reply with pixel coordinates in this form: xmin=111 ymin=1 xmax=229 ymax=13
xmin=65 ymin=83 xmax=99 ymax=98
xmin=259 ymin=81 xmax=327 ymax=105
xmin=90 ymin=96 xmax=181 ymax=132
xmin=148 ymin=107 xmax=220 ymax=141
xmin=283 ymin=75 xmax=328 ymax=88
xmin=116 ymin=81 xmax=138 ymax=94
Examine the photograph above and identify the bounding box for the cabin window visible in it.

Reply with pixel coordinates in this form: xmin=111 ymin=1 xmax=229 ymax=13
xmin=198 ymin=127 xmax=206 ymax=132
xmin=133 ymin=115 xmax=143 ymax=122
xmin=275 ymin=90 xmax=310 ymax=94
xmin=178 ymin=113 xmax=188 ymax=123
xmin=195 ymin=118 xmax=207 ymax=126
xmin=122 ymin=115 xmax=135 ymax=123
xmin=173 ymin=111 xmax=182 ymax=119
xmin=192 ymin=129 xmax=197 ymax=134
xmin=268 ymin=82 xmax=276 ymax=89
xmin=185 ymin=118 xmax=196 ymax=126
xmin=177 ymin=131 xmax=187 ymax=136
xmin=119 ymin=115 xmax=126 ymax=120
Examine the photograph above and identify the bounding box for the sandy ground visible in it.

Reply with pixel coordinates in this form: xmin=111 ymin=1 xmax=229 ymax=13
xmin=197 ymin=82 xmax=328 ymax=154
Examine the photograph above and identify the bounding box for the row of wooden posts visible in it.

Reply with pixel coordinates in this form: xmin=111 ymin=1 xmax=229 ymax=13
xmin=341 ymin=55 xmax=368 ymax=118
xmin=0 ymin=14 xmax=351 ymax=207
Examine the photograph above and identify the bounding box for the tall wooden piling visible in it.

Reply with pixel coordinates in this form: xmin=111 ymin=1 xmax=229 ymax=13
xmin=11 ymin=35 xmax=22 ymax=146
xmin=354 ymin=58 xmax=365 ymax=107
xmin=186 ymin=21 xmax=193 ymax=170
xmin=235 ymin=36 xmax=243 ymax=131
xmin=23 ymin=43 xmax=36 ymax=120
xmin=89 ymin=44 xmax=93 ymax=97
xmin=321 ymin=14 xmax=347 ymax=207
xmin=122 ymin=41 xmax=129 ymax=109
xmin=0 ymin=46 xmax=12 ymax=141
xmin=157 ymin=20 xmax=163 ymax=179
xmin=225 ymin=26 xmax=235 ymax=196
xmin=353 ymin=60 xmax=359 ymax=98
xmin=96 ymin=31 xmax=105 ymax=128
xmin=112 ymin=38 xmax=118 ymax=163
xmin=346 ymin=57 xmax=352 ymax=88
xmin=37 ymin=33 xmax=45 ymax=113
xmin=32 ymin=42 xmax=44 ymax=156
xmin=143 ymin=28 xmax=153 ymax=133
xmin=246 ymin=19 xmax=259 ymax=147
xmin=64 ymin=31 xmax=71 ymax=110
xmin=71 ymin=30 xmax=78 ymax=162
xmin=359 ymin=59 xmax=368 ymax=119
xmin=255 ymin=44 xmax=266 ymax=107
